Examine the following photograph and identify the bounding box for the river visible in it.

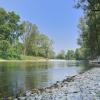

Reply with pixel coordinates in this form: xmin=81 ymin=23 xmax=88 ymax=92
xmin=0 ymin=60 xmax=94 ymax=98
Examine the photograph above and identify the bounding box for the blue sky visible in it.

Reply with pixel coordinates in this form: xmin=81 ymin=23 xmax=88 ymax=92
xmin=0 ymin=0 xmax=83 ymax=53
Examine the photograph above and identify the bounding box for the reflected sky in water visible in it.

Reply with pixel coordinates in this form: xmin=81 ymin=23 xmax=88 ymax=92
xmin=0 ymin=60 xmax=93 ymax=97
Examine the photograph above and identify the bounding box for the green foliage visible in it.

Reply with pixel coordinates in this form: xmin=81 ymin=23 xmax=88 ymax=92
xmin=0 ymin=8 xmax=23 ymax=43
xmin=20 ymin=55 xmax=46 ymax=60
xmin=66 ymin=50 xmax=75 ymax=60
xmin=7 ymin=46 xmax=20 ymax=59
xmin=0 ymin=40 xmax=10 ymax=59
xmin=0 ymin=41 xmax=21 ymax=59
xmin=0 ymin=40 xmax=10 ymax=51
xmin=75 ymin=48 xmax=86 ymax=60
xmin=0 ymin=8 xmax=54 ymax=59
xmin=56 ymin=50 xmax=65 ymax=59
xmin=0 ymin=8 xmax=24 ymax=59
xmin=20 ymin=22 xmax=54 ymax=58
xmin=75 ymin=0 xmax=100 ymax=59
xmin=56 ymin=48 xmax=90 ymax=60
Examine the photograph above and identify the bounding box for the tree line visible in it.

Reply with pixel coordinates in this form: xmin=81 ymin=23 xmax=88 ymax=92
xmin=1 ymin=0 xmax=99 ymax=60
xmin=0 ymin=8 xmax=55 ymax=59
xmin=75 ymin=0 xmax=100 ymax=59
xmin=57 ymin=0 xmax=100 ymax=60
xmin=56 ymin=49 xmax=85 ymax=60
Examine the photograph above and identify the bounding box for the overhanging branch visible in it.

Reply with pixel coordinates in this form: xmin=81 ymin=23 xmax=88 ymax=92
xmin=92 ymin=10 xmax=100 ymax=12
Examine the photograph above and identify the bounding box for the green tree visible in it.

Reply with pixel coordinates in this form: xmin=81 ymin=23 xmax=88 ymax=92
xmin=0 ymin=8 xmax=54 ymax=59
xmin=56 ymin=50 xmax=65 ymax=59
xmin=0 ymin=8 xmax=24 ymax=59
xmin=20 ymin=21 xmax=54 ymax=58
xmin=0 ymin=8 xmax=23 ymax=43
xmin=0 ymin=40 xmax=10 ymax=59
xmin=65 ymin=50 xmax=75 ymax=60
xmin=75 ymin=0 xmax=100 ymax=59
xmin=20 ymin=22 xmax=38 ymax=55
xmin=75 ymin=48 xmax=87 ymax=60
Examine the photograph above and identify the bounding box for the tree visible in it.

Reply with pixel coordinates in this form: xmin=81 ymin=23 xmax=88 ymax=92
xmin=37 ymin=34 xmax=54 ymax=58
xmin=0 ymin=8 xmax=23 ymax=43
xmin=0 ymin=40 xmax=10 ymax=59
xmin=0 ymin=8 xmax=24 ymax=59
xmin=75 ymin=48 xmax=86 ymax=60
xmin=75 ymin=0 xmax=100 ymax=59
xmin=0 ymin=8 xmax=55 ymax=59
xmin=65 ymin=50 xmax=75 ymax=60
xmin=20 ymin=21 xmax=54 ymax=58
xmin=20 ymin=22 xmax=37 ymax=55
xmin=56 ymin=50 xmax=65 ymax=59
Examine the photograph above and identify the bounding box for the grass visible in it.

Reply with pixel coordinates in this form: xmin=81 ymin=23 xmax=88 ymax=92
xmin=0 ymin=58 xmax=3 ymax=60
xmin=0 ymin=55 xmax=48 ymax=62
xmin=20 ymin=55 xmax=47 ymax=60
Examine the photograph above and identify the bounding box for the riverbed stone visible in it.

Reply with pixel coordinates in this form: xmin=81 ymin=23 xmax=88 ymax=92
xmin=18 ymin=97 xmax=26 ymax=100
xmin=13 ymin=98 xmax=18 ymax=100
xmin=25 ymin=91 xmax=31 ymax=96
xmin=17 ymin=68 xmax=100 ymax=100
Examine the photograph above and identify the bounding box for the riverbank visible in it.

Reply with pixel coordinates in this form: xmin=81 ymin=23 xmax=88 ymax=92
xmin=0 ymin=58 xmax=80 ymax=63
xmin=0 ymin=56 xmax=48 ymax=62
xmin=0 ymin=59 xmax=47 ymax=62
xmin=16 ymin=67 xmax=100 ymax=100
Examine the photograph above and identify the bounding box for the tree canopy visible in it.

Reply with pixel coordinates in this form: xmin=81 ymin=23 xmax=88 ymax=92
xmin=0 ymin=8 xmax=54 ymax=59
xmin=75 ymin=0 xmax=100 ymax=59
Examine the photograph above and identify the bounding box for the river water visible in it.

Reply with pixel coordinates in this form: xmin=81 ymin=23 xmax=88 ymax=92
xmin=0 ymin=60 xmax=93 ymax=98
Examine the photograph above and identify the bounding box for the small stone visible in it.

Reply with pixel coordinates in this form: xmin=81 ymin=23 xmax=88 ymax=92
xmin=8 ymin=97 xmax=13 ymax=100
xmin=25 ymin=91 xmax=31 ymax=96
xmin=18 ymin=97 xmax=26 ymax=100
xmin=13 ymin=99 xmax=18 ymax=100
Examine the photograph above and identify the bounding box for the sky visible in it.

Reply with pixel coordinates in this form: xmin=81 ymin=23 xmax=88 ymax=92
xmin=0 ymin=0 xmax=83 ymax=53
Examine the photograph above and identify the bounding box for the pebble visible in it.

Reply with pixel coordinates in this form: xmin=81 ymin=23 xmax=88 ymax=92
xmin=18 ymin=97 xmax=26 ymax=100
xmin=17 ymin=68 xmax=100 ymax=100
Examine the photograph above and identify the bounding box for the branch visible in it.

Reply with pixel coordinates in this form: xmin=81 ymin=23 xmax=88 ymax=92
xmin=92 ymin=9 xmax=100 ymax=12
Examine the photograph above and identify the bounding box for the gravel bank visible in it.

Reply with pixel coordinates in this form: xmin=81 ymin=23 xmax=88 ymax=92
xmin=17 ymin=67 xmax=100 ymax=100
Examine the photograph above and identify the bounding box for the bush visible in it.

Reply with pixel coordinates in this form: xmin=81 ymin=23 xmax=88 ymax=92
xmin=0 ymin=40 xmax=10 ymax=59
xmin=0 ymin=40 xmax=20 ymax=59
xmin=7 ymin=47 xmax=20 ymax=59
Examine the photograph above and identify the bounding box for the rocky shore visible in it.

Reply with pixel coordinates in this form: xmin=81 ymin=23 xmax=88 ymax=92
xmin=14 ymin=67 xmax=100 ymax=100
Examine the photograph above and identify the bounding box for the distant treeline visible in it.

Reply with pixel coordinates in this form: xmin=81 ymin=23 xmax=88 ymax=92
xmin=57 ymin=0 xmax=100 ymax=60
xmin=56 ymin=49 xmax=85 ymax=60
xmin=0 ymin=8 xmax=55 ymax=59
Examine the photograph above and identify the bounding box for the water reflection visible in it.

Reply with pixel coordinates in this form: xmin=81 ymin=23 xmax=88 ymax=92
xmin=0 ymin=60 xmax=94 ymax=97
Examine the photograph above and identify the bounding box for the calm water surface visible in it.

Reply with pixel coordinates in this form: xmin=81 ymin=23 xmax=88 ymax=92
xmin=0 ymin=60 xmax=93 ymax=97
